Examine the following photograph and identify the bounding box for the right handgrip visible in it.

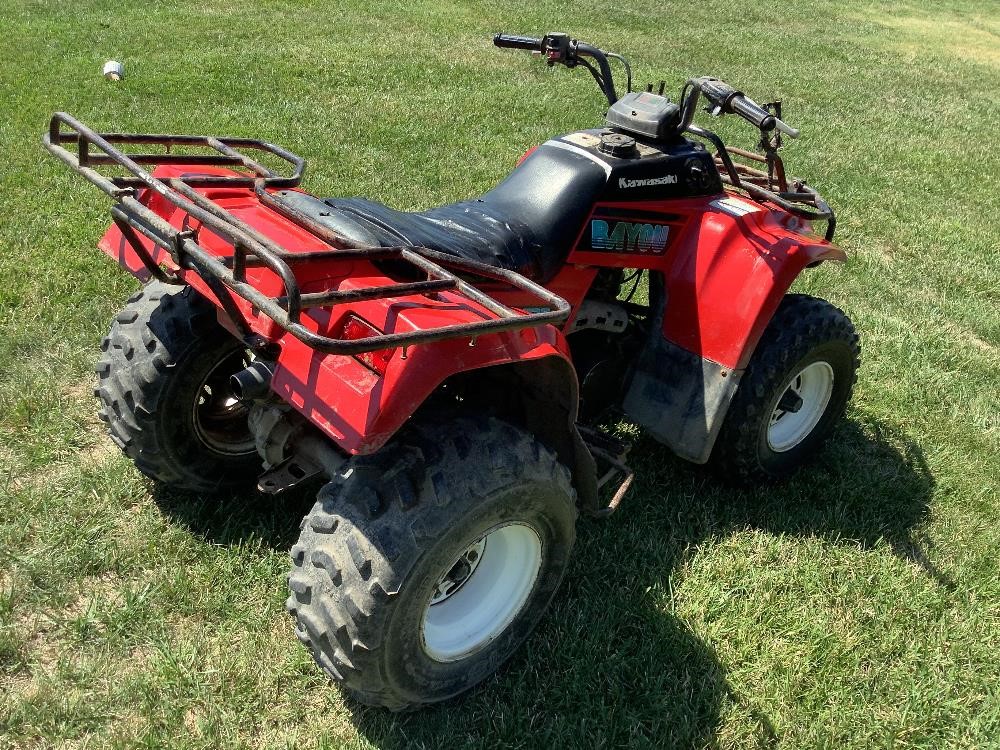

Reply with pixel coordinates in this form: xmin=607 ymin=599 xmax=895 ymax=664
xmin=773 ymin=119 xmax=800 ymax=139
xmin=691 ymin=77 xmax=801 ymax=138
xmin=493 ymin=33 xmax=543 ymax=51
xmin=730 ymin=95 xmax=777 ymax=131
xmin=731 ymin=94 xmax=799 ymax=138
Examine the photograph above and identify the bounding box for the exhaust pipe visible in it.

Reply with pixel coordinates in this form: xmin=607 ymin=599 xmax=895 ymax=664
xmin=230 ymin=360 xmax=275 ymax=401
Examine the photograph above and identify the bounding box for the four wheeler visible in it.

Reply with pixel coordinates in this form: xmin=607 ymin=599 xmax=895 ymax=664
xmin=45 ymin=32 xmax=859 ymax=710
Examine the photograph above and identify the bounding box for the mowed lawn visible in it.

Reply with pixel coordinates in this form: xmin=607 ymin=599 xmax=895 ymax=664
xmin=1 ymin=0 xmax=998 ymax=747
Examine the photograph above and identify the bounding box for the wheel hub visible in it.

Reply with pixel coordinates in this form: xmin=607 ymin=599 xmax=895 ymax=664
xmin=767 ymin=360 xmax=835 ymax=452
xmin=421 ymin=523 xmax=542 ymax=663
xmin=192 ymin=349 xmax=257 ymax=456
xmin=429 ymin=538 xmax=486 ymax=605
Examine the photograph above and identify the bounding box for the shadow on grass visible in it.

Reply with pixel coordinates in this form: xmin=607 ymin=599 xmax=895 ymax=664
xmin=706 ymin=417 xmax=944 ymax=587
xmin=349 ymin=415 xmax=936 ymax=749
xmin=148 ymin=480 xmax=319 ymax=551
xmin=147 ymin=414 xmax=934 ymax=748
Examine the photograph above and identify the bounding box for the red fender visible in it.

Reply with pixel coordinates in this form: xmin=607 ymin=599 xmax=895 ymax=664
xmin=271 ymin=323 xmax=599 ymax=509
xmin=94 ymin=165 xmax=583 ymax=460
xmin=269 ymin=314 xmax=574 ymax=455
xmin=612 ymin=193 xmax=846 ymax=464
xmin=661 ymin=195 xmax=846 ymax=370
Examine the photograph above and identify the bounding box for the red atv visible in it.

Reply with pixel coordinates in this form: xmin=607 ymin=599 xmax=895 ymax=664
xmin=46 ymin=32 xmax=859 ymax=709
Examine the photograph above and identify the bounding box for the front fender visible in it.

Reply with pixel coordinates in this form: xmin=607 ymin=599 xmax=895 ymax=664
xmin=662 ymin=198 xmax=846 ymax=371
xmin=624 ymin=196 xmax=845 ymax=463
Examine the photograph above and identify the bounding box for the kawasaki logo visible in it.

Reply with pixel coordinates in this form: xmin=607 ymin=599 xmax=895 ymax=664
xmin=618 ymin=175 xmax=678 ymax=189
xmin=590 ymin=220 xmax=670 ymax=254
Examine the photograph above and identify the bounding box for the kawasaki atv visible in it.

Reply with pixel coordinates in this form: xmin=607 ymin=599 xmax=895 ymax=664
xmin=45 ymin=32 xmax=859 ymax=709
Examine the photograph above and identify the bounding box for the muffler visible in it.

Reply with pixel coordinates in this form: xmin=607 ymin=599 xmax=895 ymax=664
xmin=230 ymin=360 xmax=275 ymax=401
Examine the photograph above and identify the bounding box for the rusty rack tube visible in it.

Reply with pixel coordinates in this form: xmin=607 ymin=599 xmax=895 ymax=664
xmin=44 ymin=112 xmax=572 ymax=355
xmin=685 ymin=123 xmax=836 ymax=242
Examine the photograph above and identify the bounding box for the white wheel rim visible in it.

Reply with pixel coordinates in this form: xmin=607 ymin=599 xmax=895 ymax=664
xmin=421 ymin=523 xmax=542 ymax=663
xmin=767 ymin=361 xmax=835 ymax=452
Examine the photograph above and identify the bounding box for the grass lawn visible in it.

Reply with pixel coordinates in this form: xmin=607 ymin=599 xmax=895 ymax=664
xmin=1 ymin=0 xmax=998 ymax=747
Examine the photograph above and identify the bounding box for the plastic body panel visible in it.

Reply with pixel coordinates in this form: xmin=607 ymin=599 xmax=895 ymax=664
xmin=97 ymin=166 xmax=597 ymax=459
xmin=605 ymin=92 xmax=682 ymax=140
xmin=268 ymin=303 xmax=574 ymax=455
xmin=566 ymin=191 xmax=844 ymax=462
xmin=567 ymin=193 xmax=846 ymax=371
xmin=96 ymin=161 xmax=842 ymax=469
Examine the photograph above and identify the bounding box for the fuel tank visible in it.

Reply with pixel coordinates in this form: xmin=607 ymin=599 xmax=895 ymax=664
xmin=527 ymin=128 xmax=723 ymax=202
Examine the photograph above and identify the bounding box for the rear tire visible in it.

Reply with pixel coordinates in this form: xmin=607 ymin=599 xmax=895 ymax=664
xmin=286 ymin=416 xmax=577 ymax=710
xmin=95 ymin=281 xmax=261 ymax=492
xmin=713 ymin=294 xmax=860 ymax=482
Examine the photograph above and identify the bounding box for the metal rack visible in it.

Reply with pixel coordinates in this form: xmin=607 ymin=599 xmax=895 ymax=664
xmin=44 ymin=112 xmax=571 ymax=355
xmin=685 ymin=123 xmax=837 ymax=241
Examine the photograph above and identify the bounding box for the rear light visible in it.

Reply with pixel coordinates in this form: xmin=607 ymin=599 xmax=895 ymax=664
xmin=340 ymin=315 xmax=395 ymax=375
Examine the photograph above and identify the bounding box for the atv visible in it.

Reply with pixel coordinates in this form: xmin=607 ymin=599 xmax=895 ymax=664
xmin=45 ymin=32 xmax=859 ymax=710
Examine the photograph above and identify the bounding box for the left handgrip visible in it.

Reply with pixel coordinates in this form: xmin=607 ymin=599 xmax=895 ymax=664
xmin=493 ymin=33 xmax=543 ymax=51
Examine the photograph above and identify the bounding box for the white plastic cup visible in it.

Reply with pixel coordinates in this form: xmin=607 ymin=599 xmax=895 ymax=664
xmin=102 ymin=60 xmax=124 ymax=81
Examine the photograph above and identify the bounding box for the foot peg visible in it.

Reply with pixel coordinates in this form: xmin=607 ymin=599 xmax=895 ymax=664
xmin=257 ymin=455 xmax=324 ymax=494
xmin=577 ymin=425 xmax=635 ymax=518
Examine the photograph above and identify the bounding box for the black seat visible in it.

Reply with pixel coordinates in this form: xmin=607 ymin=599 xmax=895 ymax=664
xmin=278 ymin=143 xmax=608 ymax=283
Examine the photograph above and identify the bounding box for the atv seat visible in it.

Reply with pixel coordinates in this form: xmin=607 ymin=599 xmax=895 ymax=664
xmin=278 ymin=143 xmax=608 ymax=283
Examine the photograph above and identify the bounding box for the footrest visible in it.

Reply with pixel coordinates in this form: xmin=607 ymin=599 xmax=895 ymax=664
xmin=257 ymin=455 xmax=323 ymax=494
xmin=577 ymin=425 xmax=635 ymax=518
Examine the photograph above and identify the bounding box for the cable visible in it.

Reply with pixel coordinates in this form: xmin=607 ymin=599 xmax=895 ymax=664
xmin=678 ymin=81 xmax=700 ymax=130
xmin=606 ymin=52 xmax=632 ymax=94
xmin=680 ymin=81 xmax=694 ymax=110
xmin=623 ymin=270 xmax=643 ymax=303
xmin=575 ymin=57 xmax=612 ymax=103
xmin=621 ymin=269 xmax=641 ymax=284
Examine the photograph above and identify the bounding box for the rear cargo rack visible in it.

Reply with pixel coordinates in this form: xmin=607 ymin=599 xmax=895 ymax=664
xmin=44 ymin=112 xmax=571 ymax=355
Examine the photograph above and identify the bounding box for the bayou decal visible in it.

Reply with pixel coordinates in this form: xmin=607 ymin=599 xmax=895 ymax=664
xmin=590 ymin=219 xmax=670 ymax=255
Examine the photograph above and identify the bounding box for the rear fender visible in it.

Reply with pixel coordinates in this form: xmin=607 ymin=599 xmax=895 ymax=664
xmin=271 ymin=323 xmax=599 ymax=510
xmin=93 ymin=165 xmax=594 ymax=496
xmin=435 ymin=357 xmax=599 ymax=512
xmin=624 ymin=197 xmax=846 ymax=463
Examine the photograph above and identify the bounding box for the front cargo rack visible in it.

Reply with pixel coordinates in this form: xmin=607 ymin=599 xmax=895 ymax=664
xmin=685 ymin=123 xmax=837 ymax=242
xmin=44 ymin=112 xmax=571 ymax=355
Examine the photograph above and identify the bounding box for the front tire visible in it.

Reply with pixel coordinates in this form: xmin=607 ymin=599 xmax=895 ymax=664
xmin=286 ymin=417 xmax=577 ymax=710
xmin=713 ymin=294 xmax=860 ymax=482
xmin=95 ymin=282 xmax=261 ymax=492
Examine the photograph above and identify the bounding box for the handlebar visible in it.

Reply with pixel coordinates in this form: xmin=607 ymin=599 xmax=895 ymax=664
xmin=688 ymin=77 xmax=800 ymax=138
xmin=494 ymin=35 xmax=800 ymax=139
xmin=494 ymin=32 xmax=621 ymax=106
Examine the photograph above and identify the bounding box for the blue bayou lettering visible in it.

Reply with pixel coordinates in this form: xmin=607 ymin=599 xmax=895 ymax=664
xmin=590 ymin=220 xmax=669 ymax=253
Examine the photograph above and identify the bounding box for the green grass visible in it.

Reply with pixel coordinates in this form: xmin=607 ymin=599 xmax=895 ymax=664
xmin=1 ymin=0 xmax=998 ymax=747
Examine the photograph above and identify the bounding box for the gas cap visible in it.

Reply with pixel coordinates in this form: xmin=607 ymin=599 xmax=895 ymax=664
xmin=599 ymin=132 xmax=638 ymax=158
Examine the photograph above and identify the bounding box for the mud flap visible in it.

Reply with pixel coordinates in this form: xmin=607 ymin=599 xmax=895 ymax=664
xmin=622 ymin=335 xmax=743 ymax=464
